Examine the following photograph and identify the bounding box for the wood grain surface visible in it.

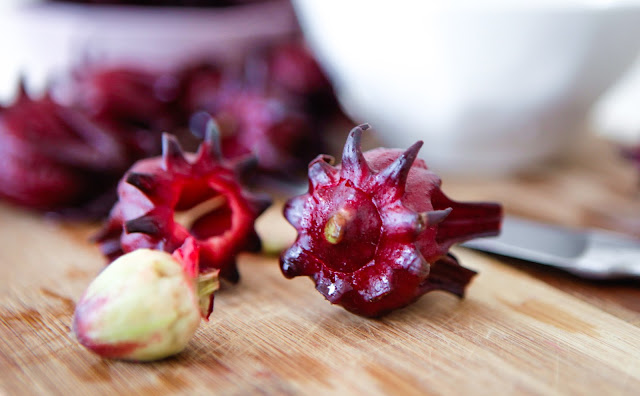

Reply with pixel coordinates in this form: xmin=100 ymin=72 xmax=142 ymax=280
xmin=1 ymin=136 xmax=639 ymax=395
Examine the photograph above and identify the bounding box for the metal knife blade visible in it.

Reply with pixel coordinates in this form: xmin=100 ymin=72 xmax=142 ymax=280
xmin=461 ymin=216 xmax=640 ymax=280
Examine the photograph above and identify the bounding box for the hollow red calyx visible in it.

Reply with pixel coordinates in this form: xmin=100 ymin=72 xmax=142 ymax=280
xmin=280 ymin=124 xmax=503 ymax=317
xmin=94 ymin=120 xmax=271 ymax=282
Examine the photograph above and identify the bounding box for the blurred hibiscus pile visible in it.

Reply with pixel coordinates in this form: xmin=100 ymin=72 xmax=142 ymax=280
xmin=0 ymin=40 xmax=342 ymax=217
xmin=48 ymin=0 xmax=259 ymax=6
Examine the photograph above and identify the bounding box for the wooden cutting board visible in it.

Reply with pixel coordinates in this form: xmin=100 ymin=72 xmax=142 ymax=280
xmin=1 ymin=136 xmax=639 ymax=395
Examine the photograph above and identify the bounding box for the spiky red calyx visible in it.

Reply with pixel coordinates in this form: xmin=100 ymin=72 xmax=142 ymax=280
xmin=280 ymin=124 xmax=503 ymax=317
xmin=94 ymin=119 xmax=271 ymax=282
xmin=0 ymin=83 xmax=130 ymax=213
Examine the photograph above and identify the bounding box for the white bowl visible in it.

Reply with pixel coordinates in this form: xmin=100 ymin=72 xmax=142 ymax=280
xmin=292 ymin=0 xmax=640 ymax=175
xmin=0 ymin=0 xmax=297 ymax=102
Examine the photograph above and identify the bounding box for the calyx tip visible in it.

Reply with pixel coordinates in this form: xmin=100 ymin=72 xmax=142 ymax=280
xmin=124 ymin=214 xmax=161 ymax=235
xmin=419 ymin=208 xmax=453 ymax=230
xmin=125 ymin=172 xmax=157 ymax=195
xmin=341 ymin=125 xmax=370 ymax=181
xmin=203 ymin=117 xmax=223 ymax=160
xmin=161 ymin=133 xmax=187 ymax=170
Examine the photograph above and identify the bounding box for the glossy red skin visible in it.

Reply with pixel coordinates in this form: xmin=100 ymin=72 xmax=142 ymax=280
xmin=95 ymin=132 xmax=270 ymax=283
xmin=280 ymin=125 xmax=502 ymax=317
